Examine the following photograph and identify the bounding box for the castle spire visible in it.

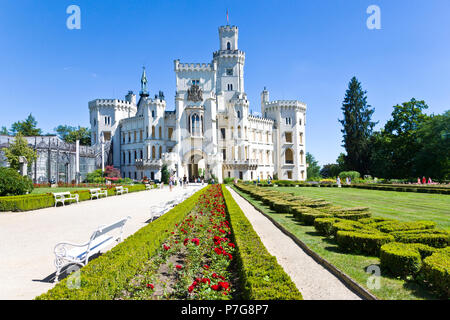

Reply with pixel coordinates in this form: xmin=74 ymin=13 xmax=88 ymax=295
xmin=140 ymin=66 xmax=148 ymax=94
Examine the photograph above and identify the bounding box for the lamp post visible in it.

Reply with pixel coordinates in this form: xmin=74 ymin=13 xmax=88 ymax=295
xmin=101 ymin=132 xmax=105 ymax=173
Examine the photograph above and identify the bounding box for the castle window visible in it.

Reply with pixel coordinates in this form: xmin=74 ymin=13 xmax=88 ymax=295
xmin=285 ymin=148 xmax=294 ymax=164
xmin=299 ymin=132 xmax=304 ymax=145
xmin=159 ymin=126 xmax=162 ymax=139
xmin=287 ymin=171 xmax=293 ymax=180
xmin=191 ymin=113 xmax=201 ymax=136
xmin=220 ymin=128 xmax=226 ymax=140
xmin=152 ymin=110 xmax=155 ymax=118
xmin=192 ymin=79 xmax=200 ymax=85
xmin=168 ymin=127 xmax=174 ymax=140
xmin=285 ymin=132 xmax=293 ymax=143
xmin=227 ymin=84 xmax=233 ymax=91
xmin=227 ymin=42 xmax=231 ymax=50
xmin=286 ymin=117 xmax=292 ymax=125
xmin=151 ymin=126 xmax=155 ymax=139
xmin=300 ymin=150 xmax=304 ymax=165
xmin=140 ymin=150 xmax=143 ymax=159
xmin=159 ymin=146 xmax=162 ymax=159
xmin=226 ymin=68 xmax=233 ymax=76
xmin=237 ymin=110 xmax=241 ymax=119
xmin=152 ymin=146 xmax=156 ymax=159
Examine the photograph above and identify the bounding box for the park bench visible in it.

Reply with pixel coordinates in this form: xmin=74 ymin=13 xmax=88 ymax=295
xmin=53 ymin=192 xmax=79 ymax=207
xmin=149 ymin=199 xmax=177 ymax=222
xmin=53 ymin=216 xmax=131 ymax=282
xmin=89 ymin=188 xmax=108 ymax=200
xmin=115 ymin=186 xmax=128 ymax=195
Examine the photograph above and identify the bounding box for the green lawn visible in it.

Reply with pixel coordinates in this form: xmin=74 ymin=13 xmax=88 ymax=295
xmin=273 ymin=187 xmax=450 ymax=231
xmin=232 ymin=186 xmax=440 ymax=300
xmin=31 ymin=187 xmax=92 ymax=195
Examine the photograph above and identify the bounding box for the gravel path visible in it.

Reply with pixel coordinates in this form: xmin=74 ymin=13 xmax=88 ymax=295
xmin=227 ymin=186 xmax=362 ymax=300
xmin=0 ymin=185 xmax=203 ymax=300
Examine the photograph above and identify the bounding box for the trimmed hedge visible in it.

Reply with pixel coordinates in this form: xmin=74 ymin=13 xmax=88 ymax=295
xmin=336 ymin=231 xmax=394 ymax=256
xmin=221 ymin=185 xmax=303 ymax=300
xmin=314 ymin=217 xmax=340 ymax=237
xmin=391 ymin=230 xmax=450 ymax=248
xmin=0 ymin=184 xmax=149 ymax=212
xmin=376 ymin=220 xmax=437 ymax=233
xmin=35 ymin=186 xmax=206 ymax=300
xmin=380 ymin=242 xmax=423 ymax=277
xmin=420 ymin=251 xmax=450 ymax=298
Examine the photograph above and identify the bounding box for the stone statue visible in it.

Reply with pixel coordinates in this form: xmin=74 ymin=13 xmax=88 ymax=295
xmin=18 ymin=156 xmax=28 ymax=176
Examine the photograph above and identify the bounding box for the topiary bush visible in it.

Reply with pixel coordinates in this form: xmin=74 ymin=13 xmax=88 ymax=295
xmin=0 ymin=167 xmax=34 ymax=196
xmin=419 ymin=251 xmax=450 ymax=298
xmin=380 ymin=242 xmax=423 ymax=278
xmin=336 ymin=231 xmax=394 ymax=256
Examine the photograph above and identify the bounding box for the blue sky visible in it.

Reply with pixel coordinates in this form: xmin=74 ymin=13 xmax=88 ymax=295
xmin=0 ymin=0 xmax=449 ymax=166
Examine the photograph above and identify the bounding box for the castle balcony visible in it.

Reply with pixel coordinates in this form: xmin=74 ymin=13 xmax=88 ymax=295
xmin=135 ymin=159 xmax=163 ymax=170
xmin=223 ymin=159 xmax=258 ymax=171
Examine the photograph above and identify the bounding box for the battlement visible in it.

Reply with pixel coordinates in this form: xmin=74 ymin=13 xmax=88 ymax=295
xmin=265 ymin=100 xmax=307 ymax=110
xmin=248 ymin=114 xmax=275 ymax=125
xmin=219 ymin=25 xmax=238 ymax=32
xmin=89 ymin=99 xmax=136 ymax=107
xmin=174 ymin=60 xmax=215 ymax=72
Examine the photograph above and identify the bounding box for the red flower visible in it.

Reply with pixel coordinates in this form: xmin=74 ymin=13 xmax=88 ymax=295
xmin=163 ymin=244 xmax=170 ymax=251
xmin=204 ymin=265 xmax=209 ymax=269
xmin=191 ymin=238 xmax=200 ymax=246
xmin=176 ymin=265 xmax=182 ymax=270
xmin=147 ymin=284 xmax=154 ymax=289
xmin=184 ymin=238 xmax=190 ymax=246
xmin=219 ymin=282 xmax=230 ymax=290
xmin=188 ymin=285 xmax=194 ymax=293
xmin=211 ymin=284 xmax=220 ymax=291
xmin=228 ymin=243 xmax=235 ymax=248
xmin=214 ymin=247 xmax=222 ymax=255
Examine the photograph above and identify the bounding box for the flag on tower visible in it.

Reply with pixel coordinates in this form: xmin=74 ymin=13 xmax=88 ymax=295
xmin=226 ymin=9 xmax=229 ymax=25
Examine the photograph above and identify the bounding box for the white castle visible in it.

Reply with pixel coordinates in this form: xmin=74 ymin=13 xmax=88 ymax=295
xmin=89 ymin=25 xmax=307 ymax=182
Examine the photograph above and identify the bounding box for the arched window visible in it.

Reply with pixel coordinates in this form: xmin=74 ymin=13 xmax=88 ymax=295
xmin=151 ymin=126 xmax=155 ymax=139
xmin=159 ymin=146 xmax=162 ymax=159
xmin=152 ymin=146 xmax=156 ymax=159
xmin=227 ymin=42 xmax=231 ymax=50
xmin=237 ymin=110 xmax=241 ymax=119
xmin=285 ymin=148 xmax=294 ymax=164
xmin=300 ymin=150 xmax=304 ymax=165
xmin=191 ymin=113 xmax=201 ymax=136
xmin=159 ymin=126 xmax=162 ymax=139
xmin=238 ymin=126 xmax=241 ymax=138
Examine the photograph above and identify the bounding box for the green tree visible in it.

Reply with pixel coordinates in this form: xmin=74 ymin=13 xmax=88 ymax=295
xmin=10 ymin=114 xmax=42 ymax=136
xmin=320 ymin=163 xmax=342 ymax=178
xmin=55 ymin=125 xmax=91 ymax=145
xmin=339 ymin=77 xmax=377 ymax=175
xmin=0 ymin=126 xmax=9 ymax=135
xmin=370 ymin=99 xmax=430 ymax=179
xmin=161 ymin=164 xmax=170 ymax=184
xmin=306 ymin=152 xmax=321 ymax=180
xmin=414 ymin=110 xmax=450 ymax=179
xmin=2 ymin=133 xmax=37 ymax=171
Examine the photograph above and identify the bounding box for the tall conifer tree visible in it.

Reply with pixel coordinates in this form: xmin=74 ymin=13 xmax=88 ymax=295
xmin=339 ymin=77 xmax=377 ymax=175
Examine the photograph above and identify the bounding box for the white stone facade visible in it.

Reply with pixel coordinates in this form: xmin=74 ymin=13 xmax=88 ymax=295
xmin=89 ymin=25 xmax=307 ymax=182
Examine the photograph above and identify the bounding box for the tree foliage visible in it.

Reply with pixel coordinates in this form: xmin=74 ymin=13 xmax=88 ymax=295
xmin=306 ymin=152 xmax=321 ymax=180
xmin=0 ymin=167 xmax=34 ymax=196
xmin=339 ymin=77 xmax=377 ymax=175
xmin=10 ymin=114 xmax=42 ymax=136
xmin=2 ymin=133 xmax=37 ymax=171
xmin=55 ymin=125 xmax=91 ymax=146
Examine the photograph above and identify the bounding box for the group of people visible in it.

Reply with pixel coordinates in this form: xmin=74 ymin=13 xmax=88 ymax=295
xmin=336 ymin=176 xmax=351 ymax=187
xmin=167 ymin=175 xmax=205 ymax=191
xmin=418 ymin=176 xmax=433 ymax=184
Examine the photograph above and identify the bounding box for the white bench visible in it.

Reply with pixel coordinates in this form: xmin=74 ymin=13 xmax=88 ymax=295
xmin=89 ymin=188 xmax=108 ymax=200
xmin=53 ymin=216 xmax=131 ymax=282
xmin=53 ymin=192 xmax=79 ymax=207
xmin=149 ymin=199 xmax=177 ymax=222
xmin=115 ymin=186 xmax=128 ymax=195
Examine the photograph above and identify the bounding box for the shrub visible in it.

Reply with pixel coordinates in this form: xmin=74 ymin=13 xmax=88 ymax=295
xmin=314 ymin=217 xmax=341 ymax=237
xmin=391 ymin=230 xmax=449 ymax=248
xmin=336 ymin=231 xmax=394 ymax=256
xmin=380 ymin=242 xmax=422 ymax=277
xmin=338 ymin=171 xmax=360 ymax=180
xmin=420 ymin=251 xmax=450 ymax=298
xmin=0 ymin=167 xmax=34 ymax=196
xmin=376 ymin=220 xmax=436 ymax=233
xmin=223 ymin=177 xmax=235 ymax=184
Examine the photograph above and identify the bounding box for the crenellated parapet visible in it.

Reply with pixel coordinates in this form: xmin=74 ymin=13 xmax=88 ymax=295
xmin=174 ymin=60 xmax=216 ymax=72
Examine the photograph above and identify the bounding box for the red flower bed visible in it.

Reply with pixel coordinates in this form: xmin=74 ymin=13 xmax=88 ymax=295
xmin=121 ymin=185 xmax=236 ymax=300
